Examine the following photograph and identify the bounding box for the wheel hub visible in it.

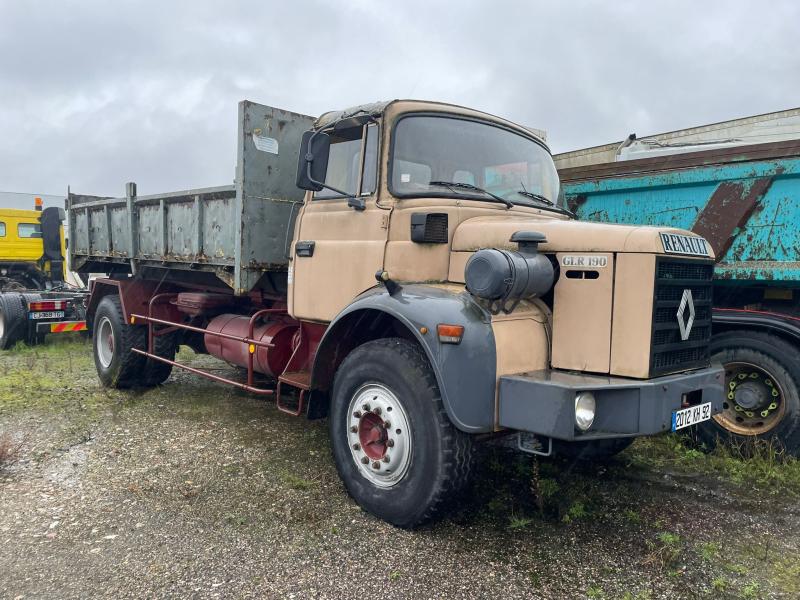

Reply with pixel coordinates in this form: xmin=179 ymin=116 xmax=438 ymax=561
xmin=346 ymin=384 xmax=412 ymax=488
xmin=733 ymin=381 xmax=765 ymax=410
xmin=96 ymin=316 xmax=115 ymax=369
xmin=714 ymin=362 xmax=785 ymax=435
xmin=358 ymin=412 xmax=389 ymax=460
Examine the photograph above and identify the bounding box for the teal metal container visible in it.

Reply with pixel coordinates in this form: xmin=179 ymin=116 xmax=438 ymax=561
xmin=559 ymin=141 xmax=800 ymax=286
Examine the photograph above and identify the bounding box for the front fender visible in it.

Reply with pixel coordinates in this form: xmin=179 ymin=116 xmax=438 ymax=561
xmin=313 ymin=284 xmax=497 ymax=433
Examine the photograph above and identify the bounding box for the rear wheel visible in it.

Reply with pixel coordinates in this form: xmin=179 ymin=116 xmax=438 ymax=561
xmin=93 ymin=295 xmax=147 ymax=388
xmin=697 ymin=331 xmax=800 ymax=455
xmin=0 ymin=293 xmax=27 ymax=350
xmin=330 ymin=338 xmax=473 ymax=528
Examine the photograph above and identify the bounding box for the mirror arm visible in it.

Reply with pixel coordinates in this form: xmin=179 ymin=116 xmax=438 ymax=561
xmin=306 ymin=161 xmax=365 ymax=211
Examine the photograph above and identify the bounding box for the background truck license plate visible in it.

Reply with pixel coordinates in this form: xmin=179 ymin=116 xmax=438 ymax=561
xmin=29 ymin=311 xmax=65 ymax=320
xmin=672 ymin=402 xmax=712 ymax=431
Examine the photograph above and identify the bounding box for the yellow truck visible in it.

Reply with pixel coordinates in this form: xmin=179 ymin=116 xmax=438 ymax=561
xmin=0 ymin=200 xmax=87 ymax=349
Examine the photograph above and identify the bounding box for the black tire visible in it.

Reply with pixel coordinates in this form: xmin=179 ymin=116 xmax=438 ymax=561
xmin=697 ymin=330 xmax=800 ymax=455
xmin=0 ymin=293 xmax=27 ymax=350
xmin=142 ymin=330 xmax=178 ymax=386
xmin=330 ymin=338 xmax=474 ymax=528
xmin=554 ymin=437 xmax=634 ymax=461
xmin=92 ymin=294 xmax=147 ymax=388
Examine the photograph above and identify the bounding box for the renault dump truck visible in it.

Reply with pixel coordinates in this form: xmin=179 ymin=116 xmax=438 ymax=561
xmin=69 ymin=100 xmax=724 ymax=527
xmin=555 ymin=108 xmax=800 ymax=455
xmin=0 ymin=199 xmax=87 ymax=349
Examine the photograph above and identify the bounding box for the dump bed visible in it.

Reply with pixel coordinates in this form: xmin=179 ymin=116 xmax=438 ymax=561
xmin=558 ymin=140 xmax=800 ymax=284
xmin=68 ymin=101 xmax=315 ymax=294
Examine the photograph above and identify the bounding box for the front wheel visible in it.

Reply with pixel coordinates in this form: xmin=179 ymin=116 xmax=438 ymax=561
xmin=330 ymin=338 xmax=473 ymax=528
xmin=696 ymin=330 xmax=800 ymax=455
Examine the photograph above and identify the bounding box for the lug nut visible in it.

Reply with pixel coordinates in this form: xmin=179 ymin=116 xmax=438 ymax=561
xmin=350 ymin=425 xmax=358 ymax=433
xmin=382 ymin=456 xmax=390 ymax=463
xmin=353 ymin=443 xmax=361 ymax=451
xmin=372 ymin=461 xmax=381 ymax=470
xmin=353 ymin=410 xmax=362 ymax=418
xmin=372 ymin=407 xmax=382 ymax=415
xmin=361 ymin=457 xmax=369 ymax=464
xmin=383 ymin=421 xmax=391 ymax=429
xmin=362 ymin=404 xmax=371 ymax=411
xmin=387 ymin=439 xmax=395 ymax=448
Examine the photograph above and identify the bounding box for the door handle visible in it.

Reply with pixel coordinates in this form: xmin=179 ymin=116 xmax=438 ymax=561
xmin=295 ymin=241 xmax=315 ymax=257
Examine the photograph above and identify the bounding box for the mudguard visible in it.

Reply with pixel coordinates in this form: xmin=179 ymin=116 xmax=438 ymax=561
xmin=313 ymin=284 xmax=497 ymax=433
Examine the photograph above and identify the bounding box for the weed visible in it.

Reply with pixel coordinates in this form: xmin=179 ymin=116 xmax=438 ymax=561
xmin=389 ymin=571 xmax=401 ymax=581
xmin=643 ymin=532 xmax=682 ymax=570
xmin=741 ymin=580 xmax=761 ymax=599
xmin=698 ymin=541 xmax=720 ymax=561
xmin=508 ymin=514 xmax=534 ymax=530
xmin=723 ymin=562 xmax=748 ymax=576
xmin=586 ymin=584 xmax=604 ymax=599
xmin=224 ymin=513 xmax=248 ymax=527
xmin=280 ymin=471 xmax=316 ymax=491
xmin=623 ymin=509 xmax=641 ymax=524
xmin=562 ymin=500 xmax=588 ymax=523
xmin=711 ymin=576 xmax=727 ymax=592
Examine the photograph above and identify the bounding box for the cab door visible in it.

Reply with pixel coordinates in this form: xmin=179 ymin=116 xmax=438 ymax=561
xmin=289 ymin=122 xmax=387 ymax=322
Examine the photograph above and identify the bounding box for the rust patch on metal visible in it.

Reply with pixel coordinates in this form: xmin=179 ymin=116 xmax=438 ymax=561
xmin=566 ymin=194 xmax=587 ymax=213
xmin=691 ymin=177 xmax=773 ymax=259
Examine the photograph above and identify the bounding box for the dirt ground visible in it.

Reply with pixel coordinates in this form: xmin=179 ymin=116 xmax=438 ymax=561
xmin=1 ymin=338 xmax=799 ymax=599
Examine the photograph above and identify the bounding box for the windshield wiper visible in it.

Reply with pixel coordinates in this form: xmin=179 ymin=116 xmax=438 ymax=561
xmin=515 ymin=189 xmax=576 ymax=218
xmin=429 ymin=181 xmax=513 ymax=209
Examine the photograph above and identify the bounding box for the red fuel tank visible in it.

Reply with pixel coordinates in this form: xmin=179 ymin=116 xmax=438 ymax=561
xmin=204 ymin=315 xmax=298 ymax=378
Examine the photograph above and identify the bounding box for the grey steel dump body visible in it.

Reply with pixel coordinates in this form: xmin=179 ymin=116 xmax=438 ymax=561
xmin=67 ymin=101 xmax=315 ymax=294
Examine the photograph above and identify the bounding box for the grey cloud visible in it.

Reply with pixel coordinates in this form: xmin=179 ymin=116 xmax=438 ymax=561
xmin=1 ymin=0 xmax=797 ymax=197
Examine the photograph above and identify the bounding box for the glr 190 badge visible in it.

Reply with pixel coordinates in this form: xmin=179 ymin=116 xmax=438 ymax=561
xmin=561 ymin=255 xmax=608 ymax=268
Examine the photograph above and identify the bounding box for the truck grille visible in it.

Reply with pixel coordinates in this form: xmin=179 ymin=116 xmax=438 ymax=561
xmin=650 ymin=257 xmax=714 ymax=376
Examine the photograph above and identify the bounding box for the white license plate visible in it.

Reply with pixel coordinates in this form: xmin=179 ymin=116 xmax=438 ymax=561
xmin=29 ymin=311 xmax=65 ymax=320
xmin=672 ymin=402 xmax=712 ymax=431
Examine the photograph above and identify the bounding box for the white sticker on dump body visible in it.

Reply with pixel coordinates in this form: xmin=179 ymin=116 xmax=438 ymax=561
xmin=561 ymin=255 xmax=608 ymax=268
xmin=252 ymin=134 xmax=279 ymax=154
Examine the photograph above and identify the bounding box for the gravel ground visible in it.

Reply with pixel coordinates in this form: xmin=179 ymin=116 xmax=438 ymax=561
xmin=1 ymin=338 xmax=799 ymax=599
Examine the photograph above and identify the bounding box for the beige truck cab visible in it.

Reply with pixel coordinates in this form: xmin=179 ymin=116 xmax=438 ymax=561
xmin=291 ymin=99 xmax=723 ymax=451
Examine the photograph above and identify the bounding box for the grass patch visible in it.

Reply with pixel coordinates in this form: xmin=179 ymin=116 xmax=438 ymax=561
xmin=279 ymin=470 xmax=317 ymax=491
xmin=628 ymin=434 xmax=800 ymax=498
xmin=698 ymin=541 xmax=720 ymax=562
xmin=770 ymin=558 xmax=800 ymax=595
xmin=643 ymin=531 xmax=682 ymax=570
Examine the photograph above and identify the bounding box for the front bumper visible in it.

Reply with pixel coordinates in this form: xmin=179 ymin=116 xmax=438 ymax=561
xmin=498 ymin=365 xmax=725 ymax=441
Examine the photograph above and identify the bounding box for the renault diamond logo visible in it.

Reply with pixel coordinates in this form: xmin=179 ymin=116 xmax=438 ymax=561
xmin=676 ymin=289 xmax=695 ymax=341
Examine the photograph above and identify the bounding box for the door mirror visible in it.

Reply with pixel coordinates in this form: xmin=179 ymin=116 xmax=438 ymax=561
xmin=295 ymin=130 xmax=331 ymax=191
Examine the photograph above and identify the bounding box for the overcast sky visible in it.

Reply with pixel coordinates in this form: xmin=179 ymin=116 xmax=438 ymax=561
xmin=1 ymin=0 xmax=798 ymax=201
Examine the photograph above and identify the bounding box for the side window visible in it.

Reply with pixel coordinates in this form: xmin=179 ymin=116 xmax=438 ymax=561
xmin=18 ymin=223 xmax=42 ymax=238
xmin=315 ymin=123 xmax=379 ymax=200
xmin=0 ymin=222 xmax=5 ymax=237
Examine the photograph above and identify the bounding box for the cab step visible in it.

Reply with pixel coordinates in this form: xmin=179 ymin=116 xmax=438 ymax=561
xmin=277 ymin=370 xmax=310 ymax=416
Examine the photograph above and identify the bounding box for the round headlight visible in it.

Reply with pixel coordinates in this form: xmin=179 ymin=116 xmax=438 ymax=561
xmin=574 ymin=392 xmax=596 ymax=431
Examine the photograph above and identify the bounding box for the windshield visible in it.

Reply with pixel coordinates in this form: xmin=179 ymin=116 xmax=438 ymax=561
xmin=391 ymin=115 xmax=560 ymax=205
